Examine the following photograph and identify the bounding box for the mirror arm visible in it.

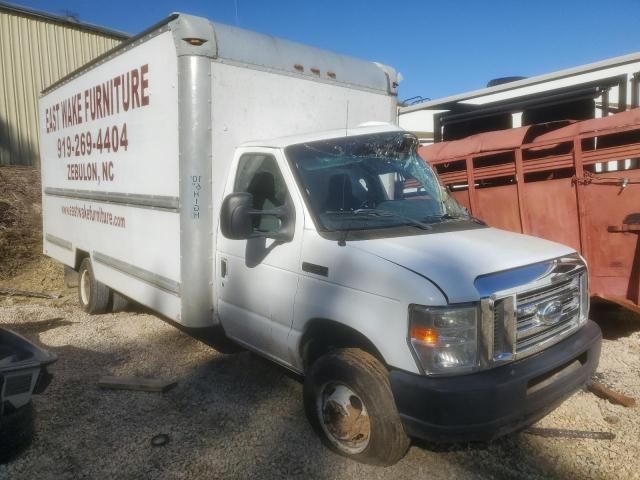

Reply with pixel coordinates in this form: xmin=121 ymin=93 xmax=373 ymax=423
xmin=246 ymin=207 xmax=288 ymax=218
xmin=246 ymin=206 xmax=294 ymax=242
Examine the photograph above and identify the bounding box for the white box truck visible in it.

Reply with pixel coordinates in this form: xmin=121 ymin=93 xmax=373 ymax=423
xmin=39 ymin=13 xmax=601 ymax=465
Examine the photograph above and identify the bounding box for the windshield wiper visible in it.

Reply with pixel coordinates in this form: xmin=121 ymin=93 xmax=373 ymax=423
xmin=422 ymin=212 xmax=467 ymax=223
xmin=326 ymin=209 xmax=432 ymax=246
xmin=352 ymin=209 xmax=432 ymax=230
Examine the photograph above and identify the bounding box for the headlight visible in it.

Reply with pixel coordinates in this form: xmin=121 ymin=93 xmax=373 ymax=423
xmin=408 ymin=304 xmax=479 ymax=375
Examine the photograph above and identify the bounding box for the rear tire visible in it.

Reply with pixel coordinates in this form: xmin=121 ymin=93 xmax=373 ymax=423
xmin=303 ymin=348 xmax=410 ymax=466
xmin=111 ymin=291 xmax=132 ymax=312
xmin=78 ymin=258 xmax=111 ymax=314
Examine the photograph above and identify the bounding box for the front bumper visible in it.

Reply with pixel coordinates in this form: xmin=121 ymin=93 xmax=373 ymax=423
xmin=390 ymin=320 xmax=602 ymax=443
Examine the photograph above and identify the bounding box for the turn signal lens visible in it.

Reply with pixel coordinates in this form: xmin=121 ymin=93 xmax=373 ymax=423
xmin=411 ymin=326 xmax=438 ymax=346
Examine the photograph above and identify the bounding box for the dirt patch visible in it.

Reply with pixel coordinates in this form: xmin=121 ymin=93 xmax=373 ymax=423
xmin=0 ymin=167 xmax=44 ymax=280
xmin=0 ymin=256 xmax=64 ymax=294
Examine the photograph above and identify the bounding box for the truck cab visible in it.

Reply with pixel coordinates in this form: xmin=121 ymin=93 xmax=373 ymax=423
xmin=215 ymin=124 xmax=601 ymax=464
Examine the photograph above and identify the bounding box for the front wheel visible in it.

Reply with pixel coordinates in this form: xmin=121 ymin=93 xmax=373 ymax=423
xmin=303 ymin=348 xmax=410 ymax=465
xmin=78 ymin=258 xmax=111 ymax=314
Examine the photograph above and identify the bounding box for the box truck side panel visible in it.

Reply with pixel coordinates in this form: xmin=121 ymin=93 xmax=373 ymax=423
xmin=40 ymin=30 xmax=182 ymax=320
xmin=209 ymin=61 xmax=397 ymax=239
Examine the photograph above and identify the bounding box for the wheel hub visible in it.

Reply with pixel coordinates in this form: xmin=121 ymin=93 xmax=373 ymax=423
xmin=80 ymin=269 xmax=91 ymax=305
xmin=317 ymin=383 xmax=370 ymax=454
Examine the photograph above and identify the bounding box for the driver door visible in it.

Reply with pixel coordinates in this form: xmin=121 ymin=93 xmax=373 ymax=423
xmin=216 ymin=148 xmax=303 ymax=365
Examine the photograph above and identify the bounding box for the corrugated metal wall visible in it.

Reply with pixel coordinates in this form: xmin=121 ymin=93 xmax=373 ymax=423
xmin=0 ymin=9 xmax=124 ymax=166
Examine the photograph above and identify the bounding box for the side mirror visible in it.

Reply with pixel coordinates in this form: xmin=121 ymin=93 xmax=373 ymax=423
xmin=220 ymin=192 xmax=254 ymax=240
xmin=220 ymin=192 xmax=295 ymax=242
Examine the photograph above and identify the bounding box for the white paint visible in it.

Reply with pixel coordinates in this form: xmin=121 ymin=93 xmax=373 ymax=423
xmin=398 ymin=108 xmax=445 ymax=144
xmin=40 ymin=31 xmax=182 ymax=318
xmin=512 ymin=112 xmax=523 ymax=128
xmin=40 ymin=31 xmax=180 ymax=197
xmin=351 ymin=227 xmax=574 ymax=304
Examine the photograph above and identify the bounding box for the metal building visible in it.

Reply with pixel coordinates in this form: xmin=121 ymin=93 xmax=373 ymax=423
xmin=399 ymin=52 xmax=640 ymax=144
xmin=0 ymin=1 xmax=128 ymax=166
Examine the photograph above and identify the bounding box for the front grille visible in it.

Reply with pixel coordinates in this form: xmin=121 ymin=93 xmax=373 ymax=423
xmin=515 ymin=272 xmax=583 ymax=357
xmin=480 ymin=255 xmax=588 ymax=366
xmin=493 ymin=306 xmax=501 ymax=351
xmin=489 ymin=269 xmax=586 ymax=362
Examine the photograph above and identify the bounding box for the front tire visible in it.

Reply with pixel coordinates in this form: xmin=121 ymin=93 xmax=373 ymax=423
xmin=303 ymin=348 xmax=410 ymax=466
xmin=78 ymin=258 xmax=111 ymax=314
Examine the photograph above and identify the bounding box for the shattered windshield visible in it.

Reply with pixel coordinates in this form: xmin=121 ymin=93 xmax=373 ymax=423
xmin=285 ymin=131 xmax=468 ymax=232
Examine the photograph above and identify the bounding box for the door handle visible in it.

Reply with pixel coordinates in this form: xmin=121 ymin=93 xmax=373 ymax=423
xmin=220 ymin=258 xmax=228 ymax=278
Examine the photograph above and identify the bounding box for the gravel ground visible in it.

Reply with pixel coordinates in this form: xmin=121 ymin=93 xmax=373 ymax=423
xmin=0 ymin=284 xmax=639 ymax=480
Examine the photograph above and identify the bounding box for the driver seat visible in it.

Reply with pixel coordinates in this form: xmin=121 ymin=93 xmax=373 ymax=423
xmin=324 ymin=173 xmax=358 ymax=212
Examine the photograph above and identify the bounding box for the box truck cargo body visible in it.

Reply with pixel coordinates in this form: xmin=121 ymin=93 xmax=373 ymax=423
xmin=40 ymin=13 xmax=601 ymax=465
xmin=40 ymin=14 xmax=398 ymax=327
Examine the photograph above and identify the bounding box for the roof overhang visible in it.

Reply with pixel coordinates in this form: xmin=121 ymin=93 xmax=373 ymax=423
xmin=400 ymin=51 xmax=640 ymax=114
xmin=0 ymin=0 xmax=130 ymax=39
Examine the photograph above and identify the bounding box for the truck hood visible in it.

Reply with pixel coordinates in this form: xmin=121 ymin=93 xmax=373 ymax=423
xmin=350 ymin=227 xmax=574 ymax=303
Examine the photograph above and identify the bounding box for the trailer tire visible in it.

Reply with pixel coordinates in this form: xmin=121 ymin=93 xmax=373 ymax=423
xmin=303 ymin=348 xmax=410 ymax=466
xmin=78 ymin=258 xmax=111 ymax=314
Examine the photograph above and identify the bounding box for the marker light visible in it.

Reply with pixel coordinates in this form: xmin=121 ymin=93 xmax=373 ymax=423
xmin=183 ymin=38 xmax=207 ymax=46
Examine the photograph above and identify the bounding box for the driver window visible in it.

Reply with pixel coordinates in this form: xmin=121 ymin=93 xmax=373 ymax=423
xmin=234 ymin=154 xmax=289 ymax=234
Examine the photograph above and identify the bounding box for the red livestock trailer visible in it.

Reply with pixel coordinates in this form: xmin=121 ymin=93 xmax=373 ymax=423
xmin=419 ymin=108 xmax=640 ymax=313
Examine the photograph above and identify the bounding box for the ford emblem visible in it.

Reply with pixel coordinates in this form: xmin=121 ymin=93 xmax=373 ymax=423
xmin=537 ymin=300 xmax=564 ymax=326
